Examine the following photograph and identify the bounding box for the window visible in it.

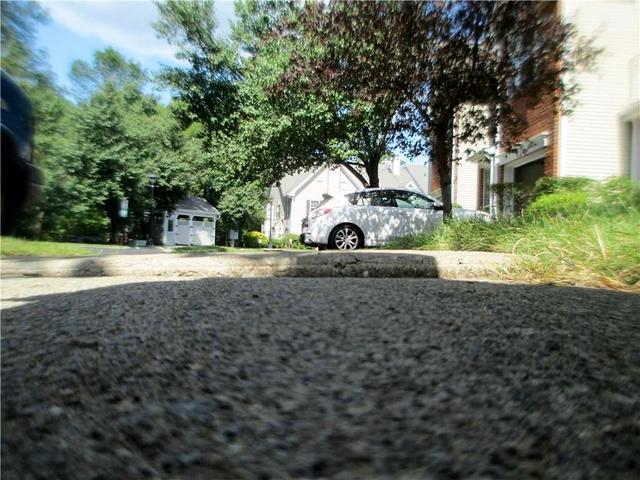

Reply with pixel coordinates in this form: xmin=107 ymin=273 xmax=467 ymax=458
xmin=276 ymin=204 xmax=281 ymax=219
xmin=393 ymin=191 xmax=434 ymax=209
xmin=394 ymin=192 xmax=415 ymax=208
xmin=482 ymin=168 xmax=491 ymax=211
xmin=283 ymin=198 xmax=292 ymax=219
xmin=306 ymin=199 xmax=321 ymax=216
xmin=408 ymin=193 xmax=434 ymax=209
xmin=167 ymin=219 xmax=174 ymax=232
xmin=369 ymin=191 xmax=396 ymax=207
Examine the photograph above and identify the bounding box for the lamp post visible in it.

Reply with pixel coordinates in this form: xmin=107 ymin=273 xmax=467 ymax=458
xmin=147 ymin=174 xmax=157 ymax=246
xmin=267 ymin=201 xmax=273 ymax=248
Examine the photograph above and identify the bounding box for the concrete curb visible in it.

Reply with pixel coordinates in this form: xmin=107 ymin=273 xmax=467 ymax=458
xmin=0 ymin=250 xmax=513 ymax=280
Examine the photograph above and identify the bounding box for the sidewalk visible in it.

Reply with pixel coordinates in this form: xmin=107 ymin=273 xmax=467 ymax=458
xmin=0 ymin=250 xmax=514 ymax=280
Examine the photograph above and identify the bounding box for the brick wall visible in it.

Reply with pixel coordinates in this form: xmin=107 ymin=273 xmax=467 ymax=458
xmin=430 ymin=162 xmax=441 ymax=196
xmin=508 ymin=95 xmax=559 ymax=177
xmin=503 ymin=0 xmax=560 ymax=178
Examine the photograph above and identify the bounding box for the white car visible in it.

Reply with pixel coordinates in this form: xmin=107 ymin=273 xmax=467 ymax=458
xmin=301 ymin=188 xmax=490 ymax=250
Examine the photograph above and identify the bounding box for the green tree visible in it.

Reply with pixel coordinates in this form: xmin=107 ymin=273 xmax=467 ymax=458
xmin=217 ymin=181 xmax=266 ymax=232
xmin=0 ymin=0 xmax=50 ymax=84
xmin=229 ymin=0 xmax=392 ymax=188
xmin=154 ymin=0 xmax=241 ymax=138
xmin=232 ymin=0 xmax=298 ymax=56
xmin=69 ymin=47 xmax=146 ymax=101
xmin=61 ymin=49 xmax=191 ymax=242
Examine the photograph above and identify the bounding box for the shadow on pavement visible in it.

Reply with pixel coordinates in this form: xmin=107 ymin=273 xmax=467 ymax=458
xmin=2 ymin=277 xmax=639 ymax=479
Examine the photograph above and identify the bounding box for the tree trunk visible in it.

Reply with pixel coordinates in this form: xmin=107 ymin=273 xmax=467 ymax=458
xmin=109 ymin=214 xmax=119 ymax=244
xmin=364 ymin=154 xmax=381 ymax=188
xmin=431 ymin=125 xmax=453 ymax=220
xmin=106 ymin=198 xmax=120 ymax=244
xmin=340 ymin=162 xmax=369 ymax=188
xmin=365 ymin=163 xmax=379 ymax=188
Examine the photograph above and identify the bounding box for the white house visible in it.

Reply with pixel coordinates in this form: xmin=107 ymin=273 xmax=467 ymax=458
xmin=437 ymin=0 xmax=640 ymax=214
xmin=161 ymin=195 xmax=220 ymax=246
xmin=262 ymin=159 xmax=430 ymax=237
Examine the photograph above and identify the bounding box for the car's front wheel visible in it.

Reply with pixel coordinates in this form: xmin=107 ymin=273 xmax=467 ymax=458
xmin=329 ymin=224 xmax=362 ymax=250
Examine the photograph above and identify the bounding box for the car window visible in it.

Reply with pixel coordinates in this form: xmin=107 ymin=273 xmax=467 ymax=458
xmin=393 ymin=191 xmax=416 ymax=208
xmin=355 ymin=194 xmax=371 ymax=206
xmin=369 ymin=191 xmax=396 ymax=207
xmin=408 ymin=193 xmax=434 ymax=209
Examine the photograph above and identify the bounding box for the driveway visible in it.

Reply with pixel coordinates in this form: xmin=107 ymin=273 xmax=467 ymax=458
xmin=2 ymin=276 xmax=638 ymax=479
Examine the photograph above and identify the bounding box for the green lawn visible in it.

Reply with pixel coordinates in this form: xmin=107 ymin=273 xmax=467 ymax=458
xmin=0 ymin=237 xmax=99 ymax=257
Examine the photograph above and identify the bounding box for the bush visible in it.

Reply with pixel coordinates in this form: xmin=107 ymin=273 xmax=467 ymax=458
xmin=242 ymin=230 xmax=269 ymax=248
xmin=526 ymin=191 xmax=588 ymax=216
xmin=590 ymin=177 xmax=640 ymax=211
xmin=272 ymin=233 xmax=307 ymax=249
xmin=531 ymin=176 xmax=594 ymax=200
xmin=490 ymin=182 xmax=532 ymax=215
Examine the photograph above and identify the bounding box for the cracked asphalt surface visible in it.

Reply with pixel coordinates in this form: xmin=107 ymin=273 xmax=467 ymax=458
xmin=2 ymin=276 xmax=639 ymax=479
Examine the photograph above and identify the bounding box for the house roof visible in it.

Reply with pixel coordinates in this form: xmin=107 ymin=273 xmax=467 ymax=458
xmin=279 ymin=170 xmax=315 ymax=196
xmin=174 ymin=195 xmax=219 ymax=214
xmin=379 ymin=163 xmax=429 ymax=194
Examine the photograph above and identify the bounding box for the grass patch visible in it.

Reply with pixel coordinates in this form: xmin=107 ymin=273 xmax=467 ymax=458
xmin=389 ymin=177 xmax=640 ymax=290
xmin=0 ymin=236 xmax=97 ymax=257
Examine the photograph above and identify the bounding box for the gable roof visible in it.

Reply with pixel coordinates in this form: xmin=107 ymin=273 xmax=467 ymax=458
xmin=174 ymin=195 xmax=219 ymax=214
xmin=280 ymin=170 xmax=315 ymax=196
xmin=379 ymin=163 xmax=429 ymax=194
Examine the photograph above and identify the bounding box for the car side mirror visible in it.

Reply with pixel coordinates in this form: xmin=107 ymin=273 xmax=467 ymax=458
xmin=433 ymin=204 xmax=444 ymax=211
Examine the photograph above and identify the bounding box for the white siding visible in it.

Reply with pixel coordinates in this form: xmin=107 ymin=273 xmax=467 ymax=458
xmin=261 ymin=184 xmax=287 ymax=238
xmin=452 ymin=105 xmax=492 ymax=209
xmin=559 ymin=0 xmax=640 ymax=179
xmin=454 ymin=158 xmax=480 ymax=210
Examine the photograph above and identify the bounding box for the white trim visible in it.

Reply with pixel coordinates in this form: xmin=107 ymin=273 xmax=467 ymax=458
xmin=467 ymin=150 xmax=492 ymax=164
xmin=498 ymin=132 xmax=550 ymax=168
xmin=631 ymin=117 xmax=640 ymax=181
xmin=338 ymin=165 xmax=367 ymax=190
xmin=173 ymin=208 xmax=219 ymax=218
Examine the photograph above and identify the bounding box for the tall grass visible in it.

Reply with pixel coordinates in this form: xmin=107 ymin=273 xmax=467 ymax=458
xmin=390 ymin=178 xmax=640 ymax=290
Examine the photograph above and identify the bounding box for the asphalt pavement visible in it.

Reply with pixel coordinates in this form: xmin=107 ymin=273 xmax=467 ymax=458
xmin=2 ymin=276 xmax=639 ymax=479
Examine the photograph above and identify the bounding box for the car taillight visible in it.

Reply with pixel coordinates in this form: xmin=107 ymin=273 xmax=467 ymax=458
xmin=311 ymin=208 xmax=332 ymax=220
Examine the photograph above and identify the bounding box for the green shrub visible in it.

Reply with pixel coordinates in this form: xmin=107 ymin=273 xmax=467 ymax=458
xmin=272 ymin=233 xmax=307 ymax=249
xmin=490 ymin=182 xmax=532 ymax=214
xmin=531 ymin=176 xmax=594 ymax=200
xmin=526 ymin=191 xmax=588 ymax=216
xmin=242 ymin=230 xmax=269 ymax=248
xmin=590 ymin=176 xmax=640 ymax=211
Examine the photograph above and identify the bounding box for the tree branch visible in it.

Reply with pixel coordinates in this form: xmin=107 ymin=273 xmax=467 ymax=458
xmin=339 ymin=161 xmax=369 ymax=187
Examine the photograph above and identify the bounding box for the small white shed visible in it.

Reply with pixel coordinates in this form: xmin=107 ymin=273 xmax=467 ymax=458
xmin=161 ymin=196 xmax=220 ymax=246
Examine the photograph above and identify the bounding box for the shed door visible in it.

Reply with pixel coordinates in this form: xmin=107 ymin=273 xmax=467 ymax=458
xmin=192 ymin=216 xmax=215 ymax=246
xmin=176 ymin=215 xmax=191 ymax=245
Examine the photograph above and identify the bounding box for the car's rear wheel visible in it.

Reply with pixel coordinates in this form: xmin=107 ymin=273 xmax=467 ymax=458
xmin=329 ymin=224 xmax=362 ymax=250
